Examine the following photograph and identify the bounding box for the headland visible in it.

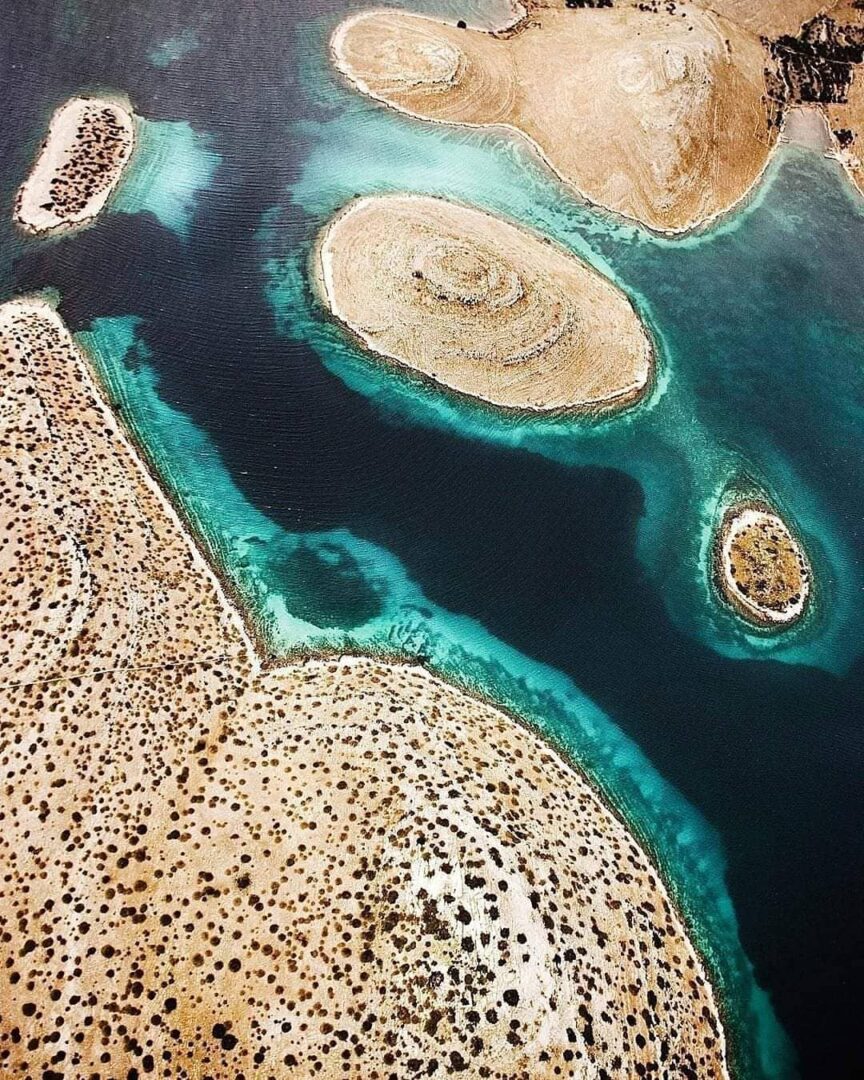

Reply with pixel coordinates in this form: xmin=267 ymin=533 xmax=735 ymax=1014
xmin=331 ymin=2 xmax=777 ymax=234
xmin=0 ymin=296 xmax=727 ymax=1077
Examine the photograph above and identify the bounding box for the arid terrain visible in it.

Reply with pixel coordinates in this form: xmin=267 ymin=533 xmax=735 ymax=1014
xmin=317 ymin=194 xmax=653 ymax=412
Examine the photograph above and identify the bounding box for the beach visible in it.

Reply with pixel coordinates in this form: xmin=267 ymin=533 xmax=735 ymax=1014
xmin=14 ymin=96 xmax=135 ymax=235
xmin=332 ymin=2 xmax=777 ymax=234
xmin=0 ymin=296 xmax=727 ymax=1077
xmin=316 ymin=193 xmax=653 ymax=412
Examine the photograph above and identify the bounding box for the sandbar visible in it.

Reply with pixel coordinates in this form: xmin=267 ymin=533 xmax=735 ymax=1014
xmin=332 ymin=2 xmax=777 ymax=234
xmin=0 ymin=297 xmax=727 ymax=1077
xmin=714 ymin=499 xmax=812 ymax=628
xmin=317 ymin=194 xmax=653 ymax=412
xmin=14 ymin=96 xmax=135 ymax=235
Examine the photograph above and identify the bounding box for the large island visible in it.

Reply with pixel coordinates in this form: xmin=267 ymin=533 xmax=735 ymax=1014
xmin=317 ymin=194 xmax=653 ymax=412
xmin=0 ymin=296 xmax=726 ymax=1077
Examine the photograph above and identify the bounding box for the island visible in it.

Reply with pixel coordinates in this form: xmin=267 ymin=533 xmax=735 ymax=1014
xmin=14 ymin=95 xmax=135 ymax=235
xmin=316 ymin=194 xmax=653 ymax=412
xmin=714 ymin=499 xmax=812 ymax=628
xmin=0 ymin=295 xmax=727 ymax=1077
xmin=331 ymin=2 xmax=777 ymax=234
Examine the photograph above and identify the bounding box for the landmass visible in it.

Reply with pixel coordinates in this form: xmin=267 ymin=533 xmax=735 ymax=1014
xmin=331 ymin=2 xmax=777 ymax=234
xmin=0 ymin=296 xmax=727 ymax=1077
xmin=14 ymin=96 xmax=135 ymax=235
xmin=714 ymin=499 xmax=812 ymax=628
xmin=317 ymin=194 xmax=653 ymax=412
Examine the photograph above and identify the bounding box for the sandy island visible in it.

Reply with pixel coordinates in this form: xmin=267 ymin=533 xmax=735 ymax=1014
xmin=715 ymin=500 xmax=812 ymax=628
xmin=14 ymin=96 xmax=135 ymax=235
xmin=317 ymin=194 xmax=653 ymax=412
xmin=0 ymin=296 xmax=727 ymax=1077
xmin=812 ymin=6 xmax=864 ymax=196
xmin=332 ymin=2 xmax=777 ymax=234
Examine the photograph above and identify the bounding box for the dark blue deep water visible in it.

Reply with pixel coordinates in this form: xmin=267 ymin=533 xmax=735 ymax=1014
xmin=1 ymin=2 xmax=863 ymax=1077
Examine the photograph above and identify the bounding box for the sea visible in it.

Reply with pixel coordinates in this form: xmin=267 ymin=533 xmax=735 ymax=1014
xmin=0 ymin=1 xmax=862 ymax=1076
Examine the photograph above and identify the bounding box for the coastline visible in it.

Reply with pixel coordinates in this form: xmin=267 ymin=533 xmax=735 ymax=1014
xmin=0 ymin=293 xmax=730 ymax=1077
xmin=312 ymin=192 xmax=654 ymax=415
xmin=82 ymin=309 xmax=730 ymax=1075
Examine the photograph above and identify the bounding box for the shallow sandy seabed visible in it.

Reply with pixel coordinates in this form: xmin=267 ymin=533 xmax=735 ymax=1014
xmin=0 ymin=297 xmax=726 ymax=1077
xmin=715 ymin=501 xmax=812 ymax=629
xmin=317 ymin=194 xmax=653 ymax=412
xmin=332 ymin=1 xmax=778 ymax=234
xmin=14 ymin=96 xmax=135 ymax=235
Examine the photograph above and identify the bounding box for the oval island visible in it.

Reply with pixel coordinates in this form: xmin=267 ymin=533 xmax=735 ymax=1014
xmin=714 ymin=499 xmax=812 ymax=628
xmin=14 ymin=95 xmax=135 ymax=235
xmin=317 ymin=194 xmax=653 ymax=412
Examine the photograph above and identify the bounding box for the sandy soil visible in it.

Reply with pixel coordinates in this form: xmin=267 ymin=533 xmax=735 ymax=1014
xmin=14 ymin=96 xmax=135 ymax=235
xmin=332 ymin=2 xmax=777 ymax=234
xmin=715 ymin=501 xmax=811 ymax=628
xmin=699 ymin=0 xmax=838 ymax=37
xmin=0 ymin=297 xmax=727 ymax=1078
xmin=317 ymin=194 xmax=653 ymax=413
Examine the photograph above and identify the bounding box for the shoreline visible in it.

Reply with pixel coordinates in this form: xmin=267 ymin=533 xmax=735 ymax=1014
xmin=330 ymin=4 xmax=781 ymax=238
xmin=0 ymin=294 xmax=257 ymax=673
xmin=313 ymin=192 xmax=654 ymax=414
xmin=1 ymin=293 xmax=730 ymax=1077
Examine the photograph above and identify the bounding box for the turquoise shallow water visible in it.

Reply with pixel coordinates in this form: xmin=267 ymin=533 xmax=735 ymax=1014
xmin=3 ymin=1 xmax=864 ymax=1076
xmin=113 ymin=115 xmax=221 ymax=237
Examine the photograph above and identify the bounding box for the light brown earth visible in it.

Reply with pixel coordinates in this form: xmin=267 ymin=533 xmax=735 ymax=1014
xmin=0 ymin=296 xmax=728 ymax=1077
xmin=714 ymin=500 xmax=812 ymax=628
xmin=698 ymin=0 xmax=839 ymax=37
xmin=317 ymin=194 xmax=653 ymax=412
xmin=332 ymin=2 xmax=777 ymax=234
xmin=533 ymin=0 xmax=835 ymax=36
xmin=14 ymin=96 xmax=135 ymax=235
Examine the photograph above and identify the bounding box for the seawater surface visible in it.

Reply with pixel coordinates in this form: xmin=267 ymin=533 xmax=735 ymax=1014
xmin=1 ymin=2 xmax=862 ymax=1078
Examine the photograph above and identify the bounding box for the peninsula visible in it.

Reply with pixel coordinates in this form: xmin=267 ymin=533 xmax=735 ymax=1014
xmin=332 ymin=2 xmax=776 ymax=234
xmin=714 ymin=499 xmax=812 ymax=628
xmin=14 ymin=96 xmax=135 ymax=235
xmin=0 ymin=296 xmax=726 ymax=1077
xmin=317 ymin=194 xmax=653 ymax=412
